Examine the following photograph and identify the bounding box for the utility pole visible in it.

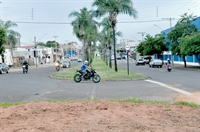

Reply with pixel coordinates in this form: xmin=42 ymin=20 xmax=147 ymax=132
xmin=138 ymin=32 xmax=145 ymax=41
xmin=34 ymin=36 xmax=37 ymax=67
xmin=53 ymin=36 xmax=58 ymax=61
xmin=71 ymin=43 xmax=73 ymax=58
xmin=162 ymin=18 xmax=175 ymax=66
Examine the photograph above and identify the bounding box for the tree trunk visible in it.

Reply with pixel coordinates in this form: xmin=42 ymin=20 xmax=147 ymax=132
xmin=183 ymin=56 xmax=187 ymax=67
xmin=105 ymin=48 xmax=108 ymax=66
xmin=112 ymin=26 xmax=117 ymax=72
xmin=109 ymin=45 xmax=112 ymax=68
xmin=83 ymin=40 xmax=88 ymax=61
xmin=103 ymin=47 xmax=106 ymax=61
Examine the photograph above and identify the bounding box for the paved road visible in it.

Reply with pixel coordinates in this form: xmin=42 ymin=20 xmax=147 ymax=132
xmin=118 ymin=59 xmax=200 ymax=93
xmin=0 ymin=61 xmax=199 ymax=103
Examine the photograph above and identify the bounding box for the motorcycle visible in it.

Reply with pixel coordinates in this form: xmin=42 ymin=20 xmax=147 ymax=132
xmin=74 ymin=68 xmax=101 ymax=83
xmin=166 ymin=64 xmax=172 ymax=72
xmin=22 ymin=65 xmax=28 ymax=74
xmin=55 ymin=62 xmax=60 ymax=71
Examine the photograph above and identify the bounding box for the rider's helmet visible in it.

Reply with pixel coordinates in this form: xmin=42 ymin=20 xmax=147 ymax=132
xmin=84 ymin=60 xmax=88 ymax=66
xmin=167 ymin=58 xmax=170 ymax=61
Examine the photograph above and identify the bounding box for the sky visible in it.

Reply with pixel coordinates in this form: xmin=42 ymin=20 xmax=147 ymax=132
xmin=1 ymin=0 xmax=199 ymax=46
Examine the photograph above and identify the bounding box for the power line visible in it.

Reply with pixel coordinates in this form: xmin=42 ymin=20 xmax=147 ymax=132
xmin=10 ymin=19 xmax=178 ymax=25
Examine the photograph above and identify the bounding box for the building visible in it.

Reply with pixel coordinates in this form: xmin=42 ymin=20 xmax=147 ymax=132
xmin=60 ymin=42 xmax=78 ymax=58
xmin=160 ymin=16 xmax=200 ymax=65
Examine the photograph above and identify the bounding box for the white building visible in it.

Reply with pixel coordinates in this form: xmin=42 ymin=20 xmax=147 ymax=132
xmin=0 ymin=49 xmax=13 ymax=66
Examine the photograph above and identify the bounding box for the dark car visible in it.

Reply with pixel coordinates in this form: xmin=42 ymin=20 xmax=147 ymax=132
xmin=143 ymin=56 xmax=152 ymax=64
xmin=61 ymin=61 xmax=71 ymax=68
xmin=0 ymin=63 xmax=9 ymax=74
xmin=135 ymin=59 xmax=145 ymax=66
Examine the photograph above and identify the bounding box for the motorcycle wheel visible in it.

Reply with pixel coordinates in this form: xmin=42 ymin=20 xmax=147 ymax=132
xmin=56 ymin=67 xmax=60 ymax=71
xmin=92 ymin=75 xmax=101 ymax=83
xmin=167 ymin=69 xmax=171 ymax=72
xmin=74 ymin=74 xmax=82 ymax=83
xmin=23 ymin=69 xmax=25 ymax=74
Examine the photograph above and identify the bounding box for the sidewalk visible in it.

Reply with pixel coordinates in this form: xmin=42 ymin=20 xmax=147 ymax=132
xmin=172 ymin=63 xmax=200 ymax=71
xmin=9 ymin=63 xmax=54 ymax=72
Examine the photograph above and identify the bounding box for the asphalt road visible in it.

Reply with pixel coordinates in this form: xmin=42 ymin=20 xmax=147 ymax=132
xmin=118 ymin=59 xmax=200 ymax=93
xmin=0 ymin=60 xmax=199 ymax=103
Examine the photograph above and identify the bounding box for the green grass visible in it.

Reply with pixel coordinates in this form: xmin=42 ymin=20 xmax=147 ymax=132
xmin=51 ymin=57 xmax=148 ymax=81
xmin=111 ymin=98 xmax=200 ymax=108
xmin=0 ymin=102 xmax=27 ymax=108
xmin=0 ymin=99 xmax=199 ymax=110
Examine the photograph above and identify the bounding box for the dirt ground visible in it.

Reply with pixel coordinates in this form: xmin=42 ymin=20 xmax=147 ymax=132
xmin=0 ymin=93 xmax=200 ymax=132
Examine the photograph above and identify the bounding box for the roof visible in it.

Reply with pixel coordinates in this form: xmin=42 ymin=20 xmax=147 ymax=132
xmin=162 ymin=16 xmax=200 ymax=34
xmin=18 ymin=46 xmax=34 ymax=49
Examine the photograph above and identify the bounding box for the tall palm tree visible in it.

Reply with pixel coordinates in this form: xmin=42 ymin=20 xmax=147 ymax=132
xmin=0 ymin=20 xmax=21 ymax=48
xmin=99 ymin=17 xmax=122 ymax=68
xmin=92 ymin=0 xmax=137 ymax=72
xmin=0 ymin=27 xmax=6 ymax=58
xmin=69 ymin=7 xmax=98 ymax=61
xmin=0 ymin=20 xmax=21 ymax=61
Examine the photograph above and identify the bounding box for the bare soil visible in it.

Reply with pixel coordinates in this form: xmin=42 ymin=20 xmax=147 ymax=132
xmin=0 ymin=98 xmax=200 ymax=132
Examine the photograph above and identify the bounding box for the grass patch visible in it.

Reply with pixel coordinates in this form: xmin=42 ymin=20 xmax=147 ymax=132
xmin=111 ymin=98 xmax=200 ymax=108
xmin=174 ymin=101 xmax=199 ymax=108
xmin=0 ymin=98 xmax=199 ymax=109
xmin=0 ymin=102 xmax=27 ymax=108
xmin=51 ymin=57 xmax=147 ymax=81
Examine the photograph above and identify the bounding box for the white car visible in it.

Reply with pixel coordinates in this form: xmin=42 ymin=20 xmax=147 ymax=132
xmin=149 ymin=59 xmax=163 ymax=68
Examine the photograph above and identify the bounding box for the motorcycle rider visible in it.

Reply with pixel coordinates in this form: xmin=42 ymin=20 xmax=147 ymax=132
xmin=81 ymin=60 xmax=90 ymax=78
xmin=22 ymin=60 xmax=29 ymax=71
xmin=166 ymin=58 xmax=171 ymax=66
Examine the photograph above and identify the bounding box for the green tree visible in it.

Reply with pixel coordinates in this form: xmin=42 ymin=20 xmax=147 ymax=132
xmin=0 ymin=27 xmax=7 ymax=60
xmin=69 ymin=7 xmax=98 ymax=61
xmin=137 ymin=34 xmax=167 ymax=60
xmin=168 ymin=13 xmax=198 ymax=67
xmin=37 ymin=42 xmax=46 ymax=47
xmin=92 ymin=0 xmax=137 ymax=72
xmin=46 ymin=41 xmax=59 ymax=48
xmin=0 ymin=20 xmax=21 ymax=48
xmin=179 ymin=32 xmax=200 ymax=64
xmin=99 ymin=17 xmax=122 ymax=68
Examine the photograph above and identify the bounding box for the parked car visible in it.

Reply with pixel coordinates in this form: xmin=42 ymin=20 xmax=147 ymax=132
xmin=77 ymin=58 xmax=82 ymax=62
xmin=149 ymin=59 xmax=163 ymax=68
xmin=61 ymin=61 xmax=71 ymax=68
xmin=0 ymin=63 xmax=9 ymax=74
xmin=120 ymin=52 xmax=127 ymax=59
xmin=111 ymin=55 xmax=114 ymax=60
xmin=135 ymin=59 xmax=145 ymax=65
xmin=116 ymin=55 xmax=122 ymax=60
xmin=143 ymin=56 xmax=152 ymax=64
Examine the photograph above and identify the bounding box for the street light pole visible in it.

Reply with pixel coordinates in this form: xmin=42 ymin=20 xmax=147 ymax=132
xmin=34 ymin=36 xmax=37 ymax=67
xmin=138 ymin=32 xmax=145 ymax=41
xmin=34 ymin=33 xmax=47 ymax=67
xmin=53 ymin=36 xmax=58 ymax=61
xmin=71 ymin=43 xmax=72 ymax=58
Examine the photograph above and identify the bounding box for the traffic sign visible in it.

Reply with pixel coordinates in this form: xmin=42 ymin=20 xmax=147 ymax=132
xmin=125 ymin=45 xmax=130 ymax=51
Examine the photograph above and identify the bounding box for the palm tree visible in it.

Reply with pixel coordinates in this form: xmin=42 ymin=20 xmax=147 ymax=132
xmin=69 ymin=7 xmax=98 ymax=61
xmin=92 ymin=0 xmax=137 ymax=72
xmin=99 ymin=17 xmax=122 ymax=68
xmin=0 ymin=27 xmax=7 ymax=59
xmin=0 ymin=20 xmax=21 ymax=61
xmin=0 ymin=20 xmax=21 ymax=48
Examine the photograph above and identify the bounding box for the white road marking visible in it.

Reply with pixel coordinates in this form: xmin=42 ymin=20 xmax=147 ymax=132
xmin=145 ymin=79 xmax=193 ymax=96
xmin=91 ymin=84 xmax=96 ymax=100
